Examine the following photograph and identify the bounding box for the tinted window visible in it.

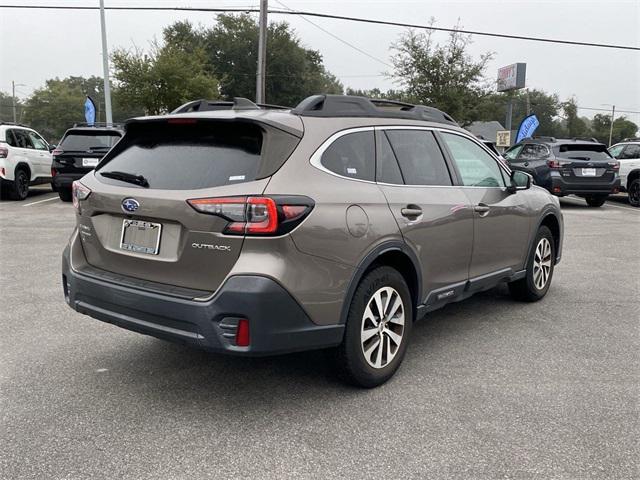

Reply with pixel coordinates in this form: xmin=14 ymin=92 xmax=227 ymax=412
xmin=555 ymin=144 xmax=612 ymax=161
xmin=28 ymin=131 xmax=48 ymax=150
xmin=519 ymin=144 xmax=550 ymax=160
xmin=12 ymin=129 xmax=34 ymax=149
xmin=98 ymin=122 xmax=264 ymax=190
xmin=504 ymin=144 xmax=523 ymax=160
xmin=321 ymin=131 xmax=375 ymax=181
xmin=376 ymin=133 xmax=404 ymax=184
xmin=61 ymin=131 xmax=121 ymax=152
xmin=5 ymin=130 xmax=17 ymax=147
xmin=621 ymin=144 xmax=640 ymax=159
xmin=385 ymin=130 xmax=451 ymax=186
xmin=608 ymin=144 xmax=625 ymax=158
xmin=441 ymin=133 xmax=506 ymax=187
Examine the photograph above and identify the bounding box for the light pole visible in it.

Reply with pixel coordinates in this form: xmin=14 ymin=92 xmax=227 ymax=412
xmin=11 ymin=81 xmax=26 ymax=123
xmin=608 ymin=105 xmax=615 ymax=147
xmin=99 ymin=0 xmax=113 ymax=125
xmin=256 ymin=0 xmax=268 ymax=104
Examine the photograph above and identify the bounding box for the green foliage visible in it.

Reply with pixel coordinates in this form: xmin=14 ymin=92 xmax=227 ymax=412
xmin=590 ymin=113 xmax=638 ymax=144
xmin=390 ymin=23 xmax=493 ymax=125
xmin=0 ymin=91 xmax=25 ymax=123
xmin=561 ymin=97 xmax=590 ymax=138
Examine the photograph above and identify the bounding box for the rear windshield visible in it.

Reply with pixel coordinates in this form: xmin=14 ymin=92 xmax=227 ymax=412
xmin=97 ymin=121 xmax=269 ymax=190
xmin=60 ymin=131 xmax=121 ymax=151
xmin=555 ymin=144 xmax=612 ymax=161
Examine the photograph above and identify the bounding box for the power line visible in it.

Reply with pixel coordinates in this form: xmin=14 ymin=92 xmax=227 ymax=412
xmin=1 ymin=4 xmax=639 ymax=51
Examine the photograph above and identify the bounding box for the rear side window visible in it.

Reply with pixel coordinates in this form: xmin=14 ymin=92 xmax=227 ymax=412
xmin=98 ymin=121 xmax=293 ymax=190
xmin=320 ymin=131 xmax=375 ymax=181
xmin=12 ymin=129 xmax=34 ymax=149
xmin=620 ymin=144 xmax=640 ymax=159
xmin=504 ymin=144 xmax=523 ymax=160
xmin=60 ymin=132 xmax=121 ymax=151
xmin=555 ymin=144 xmax=612 ymax=161
xmin=519 ymin=144 xmax=550 ymax=160
xmin=385 ymin=130 xmax=452 ymax=186
xmin=376 ymin=133 xmax=404 ymax=184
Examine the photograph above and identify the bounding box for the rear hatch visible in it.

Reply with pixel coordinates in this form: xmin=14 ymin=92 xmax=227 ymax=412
xmin=553 ymin=143 xmax=617 ymax=184
xmin=76 ymin=116 xmax=302 ymax=293
xmin=54 ymin=129 xmax=122 ymax=174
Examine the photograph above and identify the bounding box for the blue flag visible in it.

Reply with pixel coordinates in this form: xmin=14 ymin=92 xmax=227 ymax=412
xmin=84 ymin=96 xmax=96 ymax=126
xmin=516 ymin=114 xmax=540 ymax=143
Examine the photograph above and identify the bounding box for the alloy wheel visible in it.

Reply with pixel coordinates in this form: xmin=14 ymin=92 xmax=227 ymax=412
xmin=533 ymin=237 xmax=552 ymax=290
xmin=629 ymin=181 xmax=640 ymax=207
xmin=360 ymin=286 xmax=405 ymax=369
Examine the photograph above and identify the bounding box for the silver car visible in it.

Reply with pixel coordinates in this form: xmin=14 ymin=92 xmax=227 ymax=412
xmin=62 ymin=94 xmax=563 ymax=387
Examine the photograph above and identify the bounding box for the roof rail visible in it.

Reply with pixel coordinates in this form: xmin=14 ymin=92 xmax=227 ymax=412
xmin=72 ymin=122 xmax=124 ymax=128
xmin=621 ymin=137 xmax=640 ymax=143
xmin=0 ymin=121 xmax=29 ymax=128
xmin=570 ymin=137 xmax=599 ymax=142
xmin=171 ymin=98 xmax=290 ymax=114
xmin=532 ymin=136 xmax=557 ymax=142
xmin=291 ymin=94 xmax=458 ymax=125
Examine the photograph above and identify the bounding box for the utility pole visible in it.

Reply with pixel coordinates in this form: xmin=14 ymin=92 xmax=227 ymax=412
xmin=608 ymin=105 xmax=615 ymax=147
xmin=505 ymin=98 xmax=513 ymax=132
xmin=256 ymin=0 xmax=268 ymax=104
xmin=12 ymin=81 xmax=16 ymax=123
xmin=99 ymin=0 xmax=113 ymax=125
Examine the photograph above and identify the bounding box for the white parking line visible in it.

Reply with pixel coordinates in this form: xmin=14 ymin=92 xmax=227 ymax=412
xmin=22 ymin=195 xmax=58 ymax=207
xmin=561 ymin=196 xmax=638 ymax=212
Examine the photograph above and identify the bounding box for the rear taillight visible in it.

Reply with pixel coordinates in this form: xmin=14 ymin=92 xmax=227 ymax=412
xmin=547 ymin=159 xmax=561 ymax=169
xmin=187 ymin=195 xmax=314 ymax=236
xmin=72 ymin=181 xmax=91 ymax=212
xmin=52 ymin=148 xmax=64 ymax=156
xmin=0 ymin=146 xmax=8 ymax=158
xmin=51 ymin=167 xmax=57 ymax=177
xmin=609 ymin=161 xmax=620 ymax=171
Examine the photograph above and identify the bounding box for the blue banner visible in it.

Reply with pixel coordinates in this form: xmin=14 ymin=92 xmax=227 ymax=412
xmin=84 ymin=96 xmax=96 ymax=126
xmin=516 ymin=114 xmax=540 ymax=143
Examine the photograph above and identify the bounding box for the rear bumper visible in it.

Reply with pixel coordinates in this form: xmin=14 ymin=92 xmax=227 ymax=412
xmin=549 ymin=173 xmax=620 ymax=196
xmin=53 ymin=173 xmax=85 ymax=189
xmin=62 ymin=246 xmax=344 ymax=356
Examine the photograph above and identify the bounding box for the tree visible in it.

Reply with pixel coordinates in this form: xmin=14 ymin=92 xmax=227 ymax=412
xmin=561 ymin=97 xmax=590 ymax=138
xmin=389 ymin=22 xmax=493 ymax=125
xmin=203 ymin=14 xmax=342 ymax=106
xmin=591 ymin=113 xmax=638 ymax=144
xmin=0 ymin=91 xmax=25 ymax=123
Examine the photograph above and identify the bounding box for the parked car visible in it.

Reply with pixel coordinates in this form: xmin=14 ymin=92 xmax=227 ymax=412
xmin=504 ymin=137 xmax=620 ymax=207
xmin=0 ymin=122 xmax=52 ymax=200
xmin=62 ymin=94 xmax=564 ymax=387
xmin=51 ymin=124 xmax=123 ymax=201
xmin=608 ymin=138 xmax=640 ymax=207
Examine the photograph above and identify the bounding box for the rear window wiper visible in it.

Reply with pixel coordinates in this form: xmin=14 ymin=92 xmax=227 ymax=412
xmin=88 ymin=145 xmax=111 ymax=151
xmin=100 ymin=170 xmax=149 ymax=188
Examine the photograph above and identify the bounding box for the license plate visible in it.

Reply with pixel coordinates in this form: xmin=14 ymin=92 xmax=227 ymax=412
xmin=82 ymin=157 xmax=99 ymax=167
xmin=120 ymin=219 xmax=161 ymax=255
xmin=581 ymin=168 xmax=597 ymax=176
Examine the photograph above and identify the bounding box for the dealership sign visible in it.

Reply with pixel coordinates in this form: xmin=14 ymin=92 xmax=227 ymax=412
xmin=497 ymin=63 xmax=526 ymax=92
xmin=496 ymin=130 xmax=511 ymax=147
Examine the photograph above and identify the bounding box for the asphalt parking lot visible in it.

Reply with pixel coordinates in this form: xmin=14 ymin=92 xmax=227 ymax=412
xmin=1 ymin=187 xmax=638 ymax=479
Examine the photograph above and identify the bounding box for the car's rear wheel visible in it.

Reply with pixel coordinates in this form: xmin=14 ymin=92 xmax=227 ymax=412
xmin=509 ymin=226 xmax=555 ymax=302
xmin=585 ymin=196 xmax=606 ymax=207
xmin=9 ymin=169 xmax=29 ymax=200
xmin=58 ymin=188 xmax=72 ymax=202
xmin=334 ymin=266 xmax=413 ymax=388
xmin=628 ymin=179 xmax=640 ymax=207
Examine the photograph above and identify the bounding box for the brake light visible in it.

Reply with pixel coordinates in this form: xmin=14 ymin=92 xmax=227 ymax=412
xmin=547 ymin=159 xmax=561 ymax=169
xmin=52 ymin=148 xmax=63 ymax=156
xmin=72 ymin=181 xmax=91 ymax=212
xmin=0 ymin=146 xmax=8 ymax=158
xmin=608 ymin=161 xmax=620 ymax=171
xmin=187 ymin=195 xmax=314 ymax=236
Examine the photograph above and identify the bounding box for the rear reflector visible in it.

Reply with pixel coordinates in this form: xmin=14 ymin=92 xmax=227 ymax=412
xmin=187 ymin=195 xmax=314 ymax=236
xmin=235 ymin=319 xmax=250 ymax=347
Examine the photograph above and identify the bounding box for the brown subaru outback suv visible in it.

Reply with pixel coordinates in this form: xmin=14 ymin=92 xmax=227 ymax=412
xmin=62 ymin=95 xmax=564 ymax=387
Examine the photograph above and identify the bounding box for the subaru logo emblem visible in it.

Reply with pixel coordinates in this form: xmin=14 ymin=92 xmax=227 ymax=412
xmin=122 ymin=198 xmax=140 ymax=213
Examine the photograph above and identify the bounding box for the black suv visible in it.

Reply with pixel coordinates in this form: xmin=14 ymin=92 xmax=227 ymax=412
xmin=504 ymin=137 xmax=620 ymax=207
xmin=51 ymin=125 xmax=123 ymax=201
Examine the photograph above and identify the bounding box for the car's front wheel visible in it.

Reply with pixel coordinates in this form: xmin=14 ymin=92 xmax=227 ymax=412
xmin=628 ymin=179 xmax=640 ymax=207
xmin=509 ymin=226 xmax=555 ymax=302
xmin=334 ymin=266 xmax=413 ymax=388
xmin=585 ymin=196 xmax=606 ymax=207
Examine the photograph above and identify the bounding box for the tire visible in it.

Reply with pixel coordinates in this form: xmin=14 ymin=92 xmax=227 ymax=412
xmin=333 ymin=266 xmax=413 ymax=388
xmin=58 ymin=188 xmax=72 ymax=202
xmin=509 ymin=226 xmax=555 ymax=302
xmin=9 ymin=169 xmax=29 ymax=200
xmin=628 ymin=179 xmax=640 ymax=207
xmin=585 ymin=196 xmax=606 ymax=207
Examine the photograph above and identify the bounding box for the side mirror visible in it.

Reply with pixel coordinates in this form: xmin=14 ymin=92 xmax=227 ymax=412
xmin=508 ymin=170 xmax=532 ymax=193
xmin=49 ymin=144 xmax=57 ymax=153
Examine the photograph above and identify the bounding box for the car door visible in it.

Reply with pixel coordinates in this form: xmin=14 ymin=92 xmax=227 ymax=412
xmin=438 ymin=131 xmax=531 ymax=283
xmin=10 ymin=129 xmax=38 ymax=181
xmin=27 ymin=130 xmax=52 ymax=178
xmin=617 ymin=144 xmax=640 ymax=190
xmin=375 ymin=127 xmax=474 ymax=305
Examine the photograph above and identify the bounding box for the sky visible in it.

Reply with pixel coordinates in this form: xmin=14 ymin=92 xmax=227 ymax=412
xmin=1 ymin=0 xmax=639 ymax=123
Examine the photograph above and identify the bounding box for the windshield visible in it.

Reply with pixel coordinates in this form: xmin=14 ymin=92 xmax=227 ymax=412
xmin=555 ymin=144 xmax=612 ymax=161
xmin=60 ymin=132 xmax=121 ymax=151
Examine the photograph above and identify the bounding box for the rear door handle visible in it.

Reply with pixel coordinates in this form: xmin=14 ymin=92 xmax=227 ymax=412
xmin=473 ymin=204 xmax=490 ymax=214
xmin=401 ymin=206 xmax=423 ymax=218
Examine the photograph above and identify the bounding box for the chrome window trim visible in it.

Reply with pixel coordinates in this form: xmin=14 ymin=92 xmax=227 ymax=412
xmin=308 ymin=124 xmax=512 ymax=189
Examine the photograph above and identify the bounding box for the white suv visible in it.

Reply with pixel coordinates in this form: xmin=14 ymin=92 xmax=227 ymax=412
xmin=0 ymin=123 xmax=53 ymax=200
xmin=609 ymin=139 xmax=640 ymax=207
